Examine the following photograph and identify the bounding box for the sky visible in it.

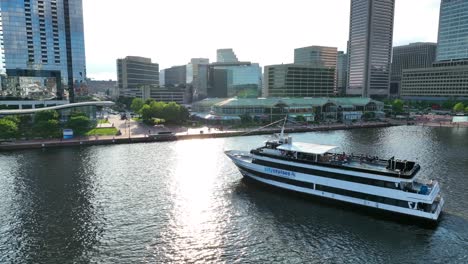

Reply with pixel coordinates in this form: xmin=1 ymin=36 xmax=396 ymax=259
xmin=83 ymin=0 xmax=442 ymax=80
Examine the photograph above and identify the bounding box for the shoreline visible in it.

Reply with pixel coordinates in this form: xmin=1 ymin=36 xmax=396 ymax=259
xmin=0 ymin=122 xmax=399 ymax=151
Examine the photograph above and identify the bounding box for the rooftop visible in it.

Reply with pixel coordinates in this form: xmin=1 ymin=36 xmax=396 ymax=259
xmin=277 ymin=142 xmax=338 ymax=155
xmin=193 ymin=97 xmax=383 ymax=109
xmin=0 ymin=101 xmax=115 ymax=115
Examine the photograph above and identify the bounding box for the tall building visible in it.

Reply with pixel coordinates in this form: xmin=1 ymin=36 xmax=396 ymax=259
xmin=337 ymin=51 xmax=348 ymax=96
xmin=436 ymin=0 xmax=468 ymax=61
xmin=263 ymin=64 xmax=335 ymax=98
xmin=400 ymin=2 xmax=468 ymax=101
xmin=347 ymin=0 xmax=395 ymax=98
xmin=187 ymin=58 xmax=209 ymax=101
xmin=208 ymin=62 xmax=262 ymax=98
xmin=294 ymin=46 xmax=338 ymax=93
xmin=0 ymin=0 xmax=87 ymax=103
xmin=294 ymin=46 xmax=338 ymax=68
xmin=164 ymin=65 xmax=186 ymax=87
xmin=117 ymin=56 xmax=159 ymax=99
xmin=390 ymin=43 xmax=437 ymax=96
xmin=217 ymin=49 xmax=239 ymax=63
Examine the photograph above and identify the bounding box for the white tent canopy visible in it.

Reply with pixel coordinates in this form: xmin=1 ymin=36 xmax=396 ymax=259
xmin=277 ymin=142 xmax=338 ymax=155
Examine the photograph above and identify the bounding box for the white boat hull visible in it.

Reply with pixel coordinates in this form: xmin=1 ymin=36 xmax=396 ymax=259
xmin=227 ymin=151 xmax=444 ymax=222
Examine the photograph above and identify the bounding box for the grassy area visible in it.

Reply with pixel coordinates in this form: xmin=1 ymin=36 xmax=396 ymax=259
xmin=86 ymin=127 xmax=118 ymax=136
xmin=98 ymin=119 xmax=109 ymax=124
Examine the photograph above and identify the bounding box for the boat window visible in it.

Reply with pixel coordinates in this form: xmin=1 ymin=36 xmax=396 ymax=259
xmin=253 ymin=151 xmax=416 ymax=179
xmin=316 ymin=184 xmax=409 ymax=209
xmin=252 ymin=159 xmax=399 ymax=189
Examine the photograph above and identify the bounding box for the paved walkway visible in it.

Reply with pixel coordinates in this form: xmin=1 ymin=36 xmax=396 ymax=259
xmin=3 ymin=119 xmax=402 ymax=150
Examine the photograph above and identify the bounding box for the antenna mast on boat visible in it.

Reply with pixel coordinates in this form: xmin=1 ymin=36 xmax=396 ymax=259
xmin=280 ymin=116 xmax=287 ymax=138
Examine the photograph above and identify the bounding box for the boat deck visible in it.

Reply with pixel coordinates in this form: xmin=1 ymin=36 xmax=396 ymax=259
xmin=335 ymin=160 xmax=392 ymax=173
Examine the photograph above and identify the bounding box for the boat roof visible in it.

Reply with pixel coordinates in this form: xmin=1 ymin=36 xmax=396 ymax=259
xmin=277 ymin=142 xmax=338 ymax=155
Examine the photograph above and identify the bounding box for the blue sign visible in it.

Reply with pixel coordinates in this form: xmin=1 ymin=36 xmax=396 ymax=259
xmin=264 ymin=167 xmax=296 ymax=178
xmin=63 ymin=129 xmax=74 ymax=139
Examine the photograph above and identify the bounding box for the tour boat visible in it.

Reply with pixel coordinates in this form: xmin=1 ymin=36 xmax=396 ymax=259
xmin=225 ymin=126 xmax=444 ymax=223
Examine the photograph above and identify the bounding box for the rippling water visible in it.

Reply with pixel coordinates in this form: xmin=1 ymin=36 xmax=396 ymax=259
xmin=0 ymin=126 xmax=467 ymax=263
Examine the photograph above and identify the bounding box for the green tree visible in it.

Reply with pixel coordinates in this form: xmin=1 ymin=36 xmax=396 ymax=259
xmin=70 ymin=111 xmax=87 ymax=118
xmin=442 ymin=99 xmax=456 ymax=110
xmin=145 ymin=98 xmax=156 ymax=105
xmin=66 ymin=116 xmax=92 ymax=136
xmin=34 ymin=110 xmax=59 ymax=122
xmin=465 ymin=106 xmax=468 ymax=113
xmin=178 ymin=106 xmax=190 ymax=124
xmin=162 ymin=102 xmax=181 ymax=123
xmin=3 ymin=115 xmax=20 ymax=125
xmin=33 ymin=119 xmax=61 ymax=138
xmin=140 ymin=104 xmax=152 ymax=121
xmin=139 ymin=101 xmax=189 ymax=125
xmin=392 ymin=99 xmax=404 ymax=114
xmin=453 ymin=102 xmax=465 ymax=113
xmin=295 ymin=115 xmax=306 ymax=122
xmin=130 ymin=98 xmax=144 ymax=113
xmin=0 ymin=118 xmax=19 ymax=139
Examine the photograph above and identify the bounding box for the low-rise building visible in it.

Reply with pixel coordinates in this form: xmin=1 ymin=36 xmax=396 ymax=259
xmin=192 ymin=97 xmax=383 ymax=123
xmin=390 ymin=42 xmax=437 ymax=97
xmin=0 ymin=101 xmax=115 ymax=122
xmin=400 ymin=62 xmax=468 ymax=101
xmin=149 ymin=87 xmax=185 ymax=105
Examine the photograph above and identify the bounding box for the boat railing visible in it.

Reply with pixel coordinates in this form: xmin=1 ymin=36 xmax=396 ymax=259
xmin=403 ymin=179 xmax=439 ymax=196
xmin=327 ymin=153 xmax=386 ymax=166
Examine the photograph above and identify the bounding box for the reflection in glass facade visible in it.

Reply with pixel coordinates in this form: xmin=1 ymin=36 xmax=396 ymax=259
xmin=337 ymin=51 xmax=348 ymax=95
xmin=294 ymin=46 xmax=338 ymax=68
xmin=208 ymin=62 xmax=262 ymax=98
xmin=0 ymin=0 xmax=86 ymax=101
xmin=3 ymin=75 xmax=58 ymax=100
xmin=437 ymin=0 xmax=468 ymax=61
xmin=216 ymin=49 xmax=239 ymax=63
xmin=187 ymin=58 xmax=209 ymax=101
xmin=164 ymin=65 xmax=186 ymax=87
xmin=347 ymin=0 xmax=395 ymax=98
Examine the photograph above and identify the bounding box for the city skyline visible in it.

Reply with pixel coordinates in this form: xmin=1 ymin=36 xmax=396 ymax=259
xmin=83 ymin=0 xmax=441 ymax=80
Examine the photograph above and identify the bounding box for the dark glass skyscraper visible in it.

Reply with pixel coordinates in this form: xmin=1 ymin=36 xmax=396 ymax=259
xmin=337 ymin=51 xmax=348 ymax=96
xmin=437 ymin=0 xmax=468 ymax=61
xmin=0 ymin=0 xmax=86 ymax=102
xmin=347 ymin=0 xmax=395 ymax=98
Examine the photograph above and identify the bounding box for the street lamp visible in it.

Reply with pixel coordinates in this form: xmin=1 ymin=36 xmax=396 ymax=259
xmin=128 ymin=119 xmax=131 ymax=139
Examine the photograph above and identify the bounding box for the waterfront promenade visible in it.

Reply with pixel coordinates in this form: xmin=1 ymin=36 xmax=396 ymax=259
xmin=0 ymin=118 xmax=397 ymax=151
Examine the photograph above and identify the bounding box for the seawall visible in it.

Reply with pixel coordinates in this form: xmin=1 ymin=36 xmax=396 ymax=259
xmin=0 ymin=122 xmax=397 ymax=151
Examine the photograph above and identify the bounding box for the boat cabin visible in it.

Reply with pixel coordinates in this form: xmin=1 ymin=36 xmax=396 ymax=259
xmin=252 ymin=136 xmax=420 ymax=179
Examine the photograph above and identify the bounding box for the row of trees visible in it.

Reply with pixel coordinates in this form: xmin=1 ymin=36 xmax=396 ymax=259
xmin=453 ymin=102 xmax=468 ymax=113
xmin=387 ymin=99 xmax=468 ymax=114
xmin=130 ymin=98 xmax=189 ymax=125
xmin=0 ymin=110 xmax=93 ymax=139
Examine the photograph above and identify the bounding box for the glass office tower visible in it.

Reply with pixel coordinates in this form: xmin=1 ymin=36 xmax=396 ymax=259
xmin=0 ymin=0 xmax=86 ymax=102
xmin=217 ymin=49 xmax=239 ymax=63
xmin=337 ymin=51 xmax=348 ymax=96
xmin=294 ymin=46 xmax=338 ymax=68
xmin=437 ymin=0 xmax=468 ymax=61
xmin=347 ymin=0 xmax=395 ymax=98
xmin=208 ymin=62 xmax=262 ymax=98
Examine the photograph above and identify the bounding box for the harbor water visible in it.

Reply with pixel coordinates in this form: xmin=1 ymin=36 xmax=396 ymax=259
xmin=0 ymin=126 xmax=467 ymax=263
